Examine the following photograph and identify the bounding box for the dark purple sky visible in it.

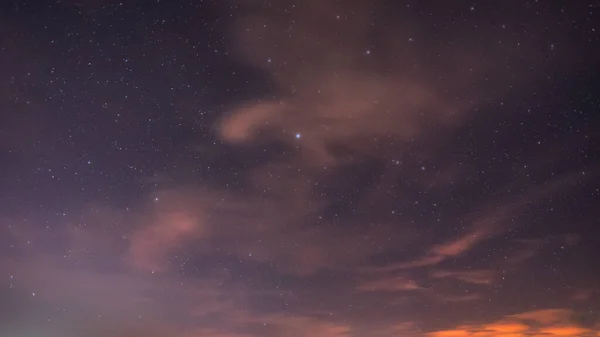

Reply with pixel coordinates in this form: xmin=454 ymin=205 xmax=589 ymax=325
xmin=1 ymin=1 xmax=599 ymax=336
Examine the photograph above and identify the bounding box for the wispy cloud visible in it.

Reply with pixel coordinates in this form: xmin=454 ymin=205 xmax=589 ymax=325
xmin=400 ymin=227 xmax=492 ymax=269
xmin=357 ymin=275 xmax=422 ymax=292
xmin=430 ymin=269 xmax=495 ymax=285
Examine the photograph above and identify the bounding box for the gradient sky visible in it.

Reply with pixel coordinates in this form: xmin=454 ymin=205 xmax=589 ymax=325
xmin=1 ymin=1 xmax=599 ymax=336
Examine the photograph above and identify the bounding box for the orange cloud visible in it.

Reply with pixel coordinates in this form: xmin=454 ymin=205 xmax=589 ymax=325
xmin=484 ymin=322 xmax=529 ymax=333
xmin=540 ymin=326 xmax=591 ymax=336
xmin=510 ymin=309 xmax=571 ymax=325
xmin=429 ymin=330 xmax=471 ymax=337
xmin=428 ymin=309 xmax=599 ymax=337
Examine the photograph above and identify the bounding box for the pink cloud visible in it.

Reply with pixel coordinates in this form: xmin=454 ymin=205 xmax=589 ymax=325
xmin=430 ymin=269 xmax=495 ymax=285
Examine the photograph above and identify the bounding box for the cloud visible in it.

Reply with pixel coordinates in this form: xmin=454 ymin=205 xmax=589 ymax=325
xmin=497 ymin=238 xmax=546 ymax=267
xmin=372 ymin=322 xmax=423 ymax=336
xmin=217 ymin=0 xmax=540 ymax=169
xmin=357 ymin=275 xmax=421 ymax=292
xmin=395 ymin=169 xmax=589 ymax=271
xmin=437 ymin=293 xmax=482 ymax=303
xmin=571 ymin=289 xmax=596 ymax=302
xmin=509 ymin=309 xmax=572 ymax=325
xmin=428 ymin=312 xmax=600 ymax=337
xmin=261 ymin=315 xmax=352 ymax=337
xmin=128 ymin=209 xmax=202 ymax=271
xmin=430 ymin=269 xmax=495 ymax=285
xmin=1 ymin=217 xmax=358 ymax=337
xmin=497 ymin=232 xmax=587 ymax=271
xmin=120 ymin=184 xmax=411 ymax=277
xmin=185 ymin=309 xmax=354 ymax=337
xmin=428 ymin=309 xmax=600 ymax=337
xmin=180 ymin=328 xmax=256 ymax=337
xmin=400 ymin=227 xmax=491 ymax=269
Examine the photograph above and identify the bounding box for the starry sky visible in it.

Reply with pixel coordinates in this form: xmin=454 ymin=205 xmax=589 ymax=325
xmin=1 ymin=0 xmax=600 ymax=336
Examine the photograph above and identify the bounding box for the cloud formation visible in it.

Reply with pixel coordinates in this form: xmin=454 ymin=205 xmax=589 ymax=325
xmin=430 ymin=269 xmax=495 ymax=285
xmin=429 ymin=309 xmax=600 ymax=337
xmin=218 ymin=0 xmax=537 ymax=168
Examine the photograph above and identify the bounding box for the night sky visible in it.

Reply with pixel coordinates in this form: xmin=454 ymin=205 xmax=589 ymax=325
xmin=1 ymin=1 xmax=600 ymax=336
